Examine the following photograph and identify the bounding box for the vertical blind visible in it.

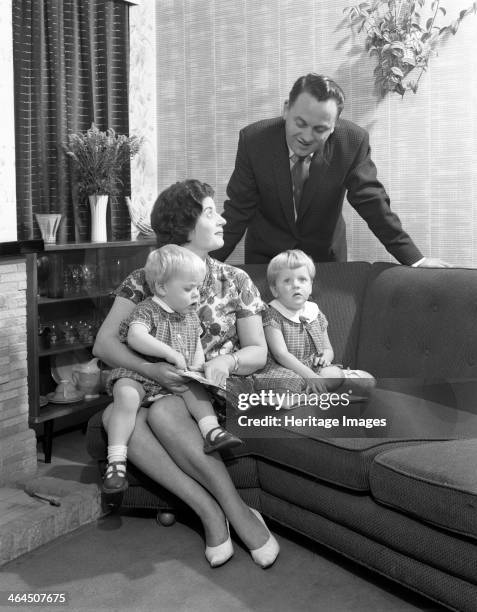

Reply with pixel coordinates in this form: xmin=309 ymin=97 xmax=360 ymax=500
xmin=13 ymin=0 xmax=131 ymax=243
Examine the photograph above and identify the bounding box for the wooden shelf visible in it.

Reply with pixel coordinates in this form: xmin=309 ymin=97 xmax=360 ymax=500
xmin=44 ymin=237 xmax=156 ymax=251
xmin=39 ymin=342 xmax=94 ymax=357
xmin=31 ymin=395 xmax=110 ymax=424
xmin=38 ymin=292 xmax=112 ymax=304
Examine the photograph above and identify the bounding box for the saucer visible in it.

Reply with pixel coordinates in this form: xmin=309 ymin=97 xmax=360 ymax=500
xmin=46 ymin=390 xmax=85 ymax=404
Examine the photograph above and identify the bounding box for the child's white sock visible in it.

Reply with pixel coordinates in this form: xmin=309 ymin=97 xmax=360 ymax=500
xmin=198 ymin=415 xmax=220 ymax=440
xmin=107 ymin=445 xmax=128 ymax=464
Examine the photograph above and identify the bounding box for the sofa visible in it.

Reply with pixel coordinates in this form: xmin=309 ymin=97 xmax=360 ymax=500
xmin=86 ymin=262 xmax=477 ymax=612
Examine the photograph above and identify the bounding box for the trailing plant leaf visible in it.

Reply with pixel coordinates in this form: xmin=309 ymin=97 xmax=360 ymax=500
xmin=344 ymin=0 xmax=476 ymax=97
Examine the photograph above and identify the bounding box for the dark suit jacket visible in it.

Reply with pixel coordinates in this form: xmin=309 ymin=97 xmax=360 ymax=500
xmin=211 ymin=117 xmax=423 ymax=265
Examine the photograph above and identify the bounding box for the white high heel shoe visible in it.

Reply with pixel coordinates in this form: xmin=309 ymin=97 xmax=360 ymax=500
xmin=205 ymin=520 xmax=234 ymax=568
xmin=248 ymin=507 xmax=280 ymax=568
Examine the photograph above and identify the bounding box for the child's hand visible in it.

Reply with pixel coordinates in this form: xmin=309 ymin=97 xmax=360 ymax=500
xmin=313 ymin=352 xmax=332 ymax=370
xmin=167 ymin=351 xmax=188 ymax=371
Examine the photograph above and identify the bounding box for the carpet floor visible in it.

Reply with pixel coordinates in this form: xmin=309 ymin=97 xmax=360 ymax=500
xmin=0 ymin=430 xmax=444 ymax=612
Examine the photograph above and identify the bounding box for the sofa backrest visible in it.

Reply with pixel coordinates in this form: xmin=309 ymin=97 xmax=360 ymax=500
xmin=243 ymin=261 xmax=372 ymax=367
xmin=357 ymin=264 xmax=477 ymax=379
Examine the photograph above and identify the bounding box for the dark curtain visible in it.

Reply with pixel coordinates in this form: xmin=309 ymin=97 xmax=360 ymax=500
xmin=13 ymin=0 xmax=131 ymax=243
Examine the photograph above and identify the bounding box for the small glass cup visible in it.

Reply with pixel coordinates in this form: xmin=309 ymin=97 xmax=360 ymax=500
xmin=81 ymin=264 xmax=97 ymax=292
xmin=68 ymin=264 xmax=83 ymax=294
xmin=60 ymin=320 xmax=76 ymax=344
xmin=48 ymin=323 xmax=59 ymax=346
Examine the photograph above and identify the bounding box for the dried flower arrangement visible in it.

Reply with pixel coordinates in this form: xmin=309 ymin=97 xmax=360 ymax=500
xmin=65 ymin=124 xmax=142 ymax=197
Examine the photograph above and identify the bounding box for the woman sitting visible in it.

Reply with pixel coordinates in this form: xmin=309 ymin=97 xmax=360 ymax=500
xmin=93 ymin=179 xmax=279 ymax=568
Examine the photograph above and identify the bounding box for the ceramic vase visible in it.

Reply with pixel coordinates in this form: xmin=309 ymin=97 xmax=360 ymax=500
xmin=89 ymin=194 xmax=109 ymax=242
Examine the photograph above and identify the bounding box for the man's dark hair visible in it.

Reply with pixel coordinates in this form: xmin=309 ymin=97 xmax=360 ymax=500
xmin=150 ymin=179 xmax=215 ymax=247
xmin=288 ymin=74 xmax=345 ymax=117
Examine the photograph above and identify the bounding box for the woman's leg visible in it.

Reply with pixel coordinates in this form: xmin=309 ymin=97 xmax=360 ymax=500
xmin=147 ymin=397 xmax=271 ymax=551
xmin=102 ymin=401 xmax=228 ymax=547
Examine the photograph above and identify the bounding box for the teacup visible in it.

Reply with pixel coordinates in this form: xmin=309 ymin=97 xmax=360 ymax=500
xmin=72 ymin=368 xmax=101 ymax=399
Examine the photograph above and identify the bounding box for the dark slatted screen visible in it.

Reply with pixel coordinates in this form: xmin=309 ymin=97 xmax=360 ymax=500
xmin=12 ymin=0 xmax=131 ymax=243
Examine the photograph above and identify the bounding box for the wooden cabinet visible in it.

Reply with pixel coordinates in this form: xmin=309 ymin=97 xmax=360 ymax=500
xmin=26 ymin=239 xmax=156 ymax=462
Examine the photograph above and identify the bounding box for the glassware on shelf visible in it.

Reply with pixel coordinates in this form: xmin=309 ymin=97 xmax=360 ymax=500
xmin=81 ymin=263 xmax=98 ymax=292
xmin=77 ymin=319 xmax=95 ymax=344
xmin=68 ymin=264 xmax=83 ymax=294
xmin=60 ymin=320 xmax=76 ymax=344
xmin=35 ymin=213 xmax=62 ymax=244
xmin=63 ymin=267 xmax=73 ymax=296
xmin=110 ymin=258 xmax=124 ymax=288
xmin=48 ymin=323 xmax=59 ymax=346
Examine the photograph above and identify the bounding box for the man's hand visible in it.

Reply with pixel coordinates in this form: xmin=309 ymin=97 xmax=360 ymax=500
xmin=143 ymin=362 xmax=188 ymax=393
xmin=415 ymin=257 xmax=453 ymax=268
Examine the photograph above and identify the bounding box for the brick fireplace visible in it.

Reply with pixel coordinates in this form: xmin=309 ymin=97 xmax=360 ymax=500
xmin=0 ymin=256 xmax=37 ymax=486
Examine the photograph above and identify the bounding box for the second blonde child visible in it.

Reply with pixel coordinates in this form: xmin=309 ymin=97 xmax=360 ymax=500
xmin=260 ymin=249 xmax=375 ymax=403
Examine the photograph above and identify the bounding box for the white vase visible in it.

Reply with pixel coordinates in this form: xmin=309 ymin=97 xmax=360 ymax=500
xmin=89 ymin=194 xmax=109 ymax=242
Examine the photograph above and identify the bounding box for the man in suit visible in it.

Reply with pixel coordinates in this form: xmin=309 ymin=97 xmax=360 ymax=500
xmin=211 ymin=73 xmax=450 ymax=267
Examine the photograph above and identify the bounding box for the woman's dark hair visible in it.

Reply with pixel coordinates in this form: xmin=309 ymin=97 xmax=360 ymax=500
xmin=150 ymin=179 xmax=215 ymax=247
xmin=288 ymin=74 xmax=345 ymax=117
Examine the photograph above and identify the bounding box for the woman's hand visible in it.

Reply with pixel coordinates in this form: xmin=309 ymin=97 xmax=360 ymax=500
xmin=203 ymin=355 xmax=233 ymax=388
xmin=143 ymin=362 xmax=188 ymax=393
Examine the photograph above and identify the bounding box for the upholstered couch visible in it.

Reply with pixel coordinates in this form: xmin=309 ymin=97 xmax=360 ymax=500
xmin=87 ymin=262 xmax=477 ymax=612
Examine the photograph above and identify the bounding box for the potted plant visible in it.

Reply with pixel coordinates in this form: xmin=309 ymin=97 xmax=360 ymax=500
xmin=344 ymin=0 xmax=476 ymax=97
xmin=65 ymin=124 xmax=142 ymax=242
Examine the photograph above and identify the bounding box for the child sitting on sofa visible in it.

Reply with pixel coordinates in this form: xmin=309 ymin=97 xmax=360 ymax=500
xmin=103 ymin=245 xmax=242 ymax=494
xmin=261 ymin=249 xmax=375 ymax=404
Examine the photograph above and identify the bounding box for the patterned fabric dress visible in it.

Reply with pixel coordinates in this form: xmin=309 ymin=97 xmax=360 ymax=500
xmin=253 ymin=300 xmax=329 ymax=394
xmin=107 ymin=297 xmax=202 ymax=400
xmin=111 ymin=257 xmax=265 ymax=409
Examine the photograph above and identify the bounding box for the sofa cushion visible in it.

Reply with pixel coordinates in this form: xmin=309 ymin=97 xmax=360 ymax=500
xmin=236 ymin=433 xmax=423 ymax=492
xmin=370 ymin=439 xmax=477 ymax=539
xmin=230 ymin=384 xmax=471 ymax=491
xmin=358 ymin=264 xmax=477 ymax=379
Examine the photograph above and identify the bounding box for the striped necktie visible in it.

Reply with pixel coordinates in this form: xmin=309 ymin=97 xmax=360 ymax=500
xmin=291 ymin=154 xmax=310 ymax=215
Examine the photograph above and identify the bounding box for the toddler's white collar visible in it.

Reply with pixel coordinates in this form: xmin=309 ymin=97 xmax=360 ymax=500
xmin=269 ymin=299 xmax=318 ymax=323
xmin=152 ymin=295 xmax=175 ymax=313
